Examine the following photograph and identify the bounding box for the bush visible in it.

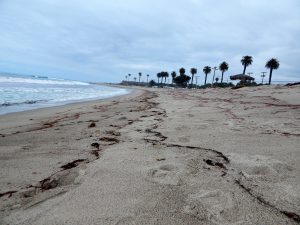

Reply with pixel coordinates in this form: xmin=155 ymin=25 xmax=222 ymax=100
xmin=148 ymin=80 xmax=156 ymax=87
xmin=174 ymin=75 xmax=191 ymax=88
xmin=213 ymin=82 xmax=234 ymax=88
xmin=198 ymin=84 xmax=212 ymax=89
xmin=236 ymin=82 xmax=258 ymax=87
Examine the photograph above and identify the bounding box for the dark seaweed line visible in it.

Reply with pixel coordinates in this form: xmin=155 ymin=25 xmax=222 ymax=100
xmin=235 ymin=179 xmax=300 ymax=223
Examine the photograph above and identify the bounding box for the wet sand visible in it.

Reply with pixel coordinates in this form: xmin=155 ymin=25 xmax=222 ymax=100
xmin=0 ymin=85 xmax=299 ymax=224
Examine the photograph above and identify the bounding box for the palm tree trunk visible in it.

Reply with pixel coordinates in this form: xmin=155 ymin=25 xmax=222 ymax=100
xmin=243 ymin=65 xmax=246 ymax=74
xmin=191 ymin=75 xmax=194 ymax=87
xmin=268 ymin=68 xmax=273 ymax=85
xmin=221 ymin=71 xmax=224 ymax=83
xmin=205 ymin=74 xmax=208 ymax=85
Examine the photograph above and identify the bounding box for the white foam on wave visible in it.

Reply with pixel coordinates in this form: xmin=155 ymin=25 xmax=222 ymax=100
xmin=0 ymin=80 xmax=130 ymax=115
xmin=0 ymin=74 xmax=131 ymax=115
xmin=0 ymin=75 xmax=89 ymax=86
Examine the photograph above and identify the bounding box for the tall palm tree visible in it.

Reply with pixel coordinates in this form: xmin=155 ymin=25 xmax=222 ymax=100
xmin=219 ymin=62 xmax=229 ymax=83
xmin=160 ymin=71 xmax=164 ymax=84
xmin=134 ymin=77 xmax=137 ymax=82
xmin=157 ymin=72 xmax=161 ymax=83
xmin=241 ymin=55 xmax=253 ymax=74
xmin=190 ymin=68 xmax=197 ymax=87
xmin=146 ymin=74 xmax=149 ymax=83
xmin=203 ymin=66 xmax=211 ymax=85
xmin=164 ymin=72 xmax=169 ymax=84
xmin=265 ymin=58 xmax=280 ymax=85
xmin=128 ymin=74 xmax=131 ymax=81
xmin=160 ymin=72 xmax=164 ymax=84
xmin=171 ymin=71 xmax=176 ymax=85
xmin=138 ymin=72 xmax=142 ymax=83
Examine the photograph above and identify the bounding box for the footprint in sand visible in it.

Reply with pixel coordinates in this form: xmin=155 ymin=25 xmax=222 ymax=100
xmin=184 ymin=190 xmax=235 ymax=223
xmin=248 ymin=165 xmax=276 ymax=176
xmin=148 ymin=164 xmax=181 ymax=186
xmin=272 ymin=162 xmax=294 ymax=173
xmin=99 ymin=137 xmax=119 ymax=145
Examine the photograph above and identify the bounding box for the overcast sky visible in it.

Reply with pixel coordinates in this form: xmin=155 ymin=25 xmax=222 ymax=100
xmin=0 ymin=0 xmax=299 ymax=83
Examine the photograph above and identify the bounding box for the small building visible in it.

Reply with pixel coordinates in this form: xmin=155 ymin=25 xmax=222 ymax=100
xmin=230 ymin=74 xmax=255 ymax=84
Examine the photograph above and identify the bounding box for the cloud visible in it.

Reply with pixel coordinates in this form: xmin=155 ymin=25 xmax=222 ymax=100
xmin=0 ymin=0 xmax=299 ymax=83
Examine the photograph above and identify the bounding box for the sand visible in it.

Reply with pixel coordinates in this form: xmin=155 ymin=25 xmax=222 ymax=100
xmin=0 ymin=85 xmax=299 ymax=225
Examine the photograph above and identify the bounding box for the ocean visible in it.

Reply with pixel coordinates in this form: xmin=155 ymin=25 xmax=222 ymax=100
xmin=0 ymin=74 xmax=129 ymax=115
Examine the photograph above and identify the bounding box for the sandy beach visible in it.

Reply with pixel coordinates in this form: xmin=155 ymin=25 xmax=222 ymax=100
xmin=0 ymin=85 xmax=299 ymax=224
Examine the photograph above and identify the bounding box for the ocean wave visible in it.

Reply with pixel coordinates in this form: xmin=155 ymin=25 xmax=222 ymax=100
xmin=1 ymin=100 xmax=48 ymax=107
xmin=0 ymin=76 xmax=89 ymax=86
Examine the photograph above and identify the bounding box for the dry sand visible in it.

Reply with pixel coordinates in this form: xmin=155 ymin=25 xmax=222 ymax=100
xmin=0 ymin=85 xmax=299 ymax=225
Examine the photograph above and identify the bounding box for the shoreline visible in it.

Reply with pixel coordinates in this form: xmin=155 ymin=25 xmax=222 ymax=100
xmin=0 ymin=87 xmax=136 ymax=118
xmin=0 ymin=82 xmax=130 ymax=116
xmin=1 ymin=85 xmax=299 ymax=224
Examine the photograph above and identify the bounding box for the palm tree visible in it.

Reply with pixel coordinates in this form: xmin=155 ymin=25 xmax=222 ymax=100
xmin=128 ymin=74 xmax=131 ymax=81
xmin=157 ymin=72 xmax=161 ymax=83
xmin=160 ymin=71 xmax=164 ymax=84
xmin=203 ymin=66 xmax=211 ymax=85
xmin=241 ymin=55 xmax=253 ymax=74
xmin=215 ymin=77 xmax=219 ymax=83
xmin=171 ymin=71 xmax=176 ymax=85
xmin=164 ymin=72 xmax=169 ymax=84
xmin=160 ymin=72 xmax=164 ymax=84
xmin=125 ymin=75 xmax=128 ymax=81
xmin=138 ymin=72 xmax=142 ymax=83
xmin=219 ymin=62 xmax=229 ymax=83
xmin=179 ymin=68 xmax=185 ymax=76
xmin=146 ymin=74 xmax=149 ymax=83
xmin=134 ymin=77 xmax=137 ymax=82
xmin=190 ymin=68 xmax=197 ymax=87
xmin=265 ymin=58 xmax=280 ymax=85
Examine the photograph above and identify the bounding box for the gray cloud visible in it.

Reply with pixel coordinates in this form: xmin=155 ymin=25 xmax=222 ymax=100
xmin=0 ymin=0 xmax=299 ymax=83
